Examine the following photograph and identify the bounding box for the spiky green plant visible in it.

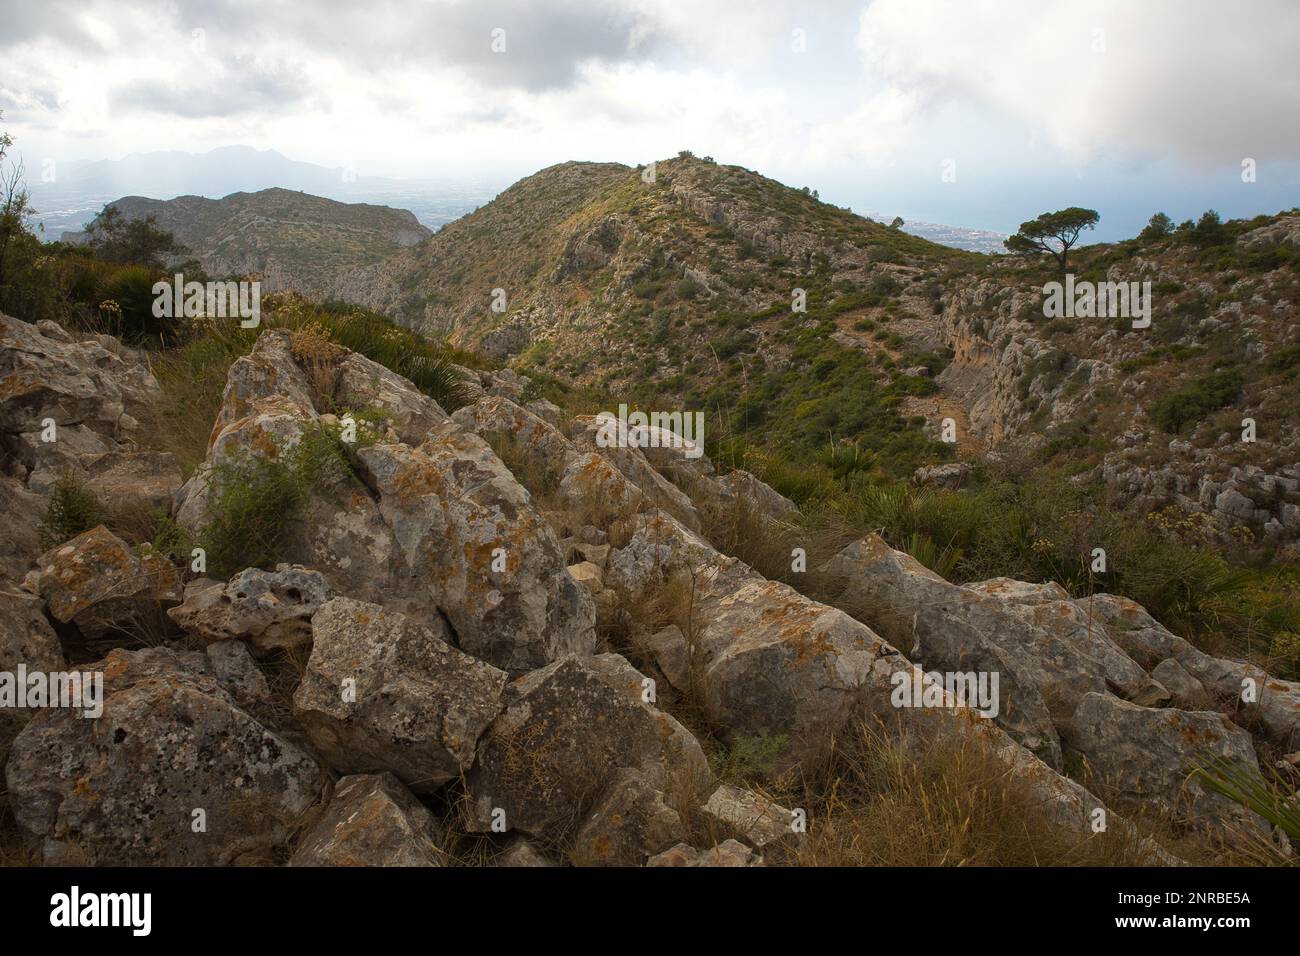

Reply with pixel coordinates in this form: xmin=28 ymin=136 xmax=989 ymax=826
xmin=1193 ymin=753 xmax=1300 ymax=841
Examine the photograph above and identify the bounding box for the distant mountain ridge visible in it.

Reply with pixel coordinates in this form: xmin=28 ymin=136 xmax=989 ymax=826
xmin=28 ymin=145 xmax=502 ymax=236
xmin=64 ymin=188 xmax=432 ymax=300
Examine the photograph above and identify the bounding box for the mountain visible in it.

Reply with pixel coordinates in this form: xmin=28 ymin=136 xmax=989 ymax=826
xmin=4 ymin=153 xmax=1300 ymax=871
xmin=64 ymin=188 xmax=433 ymax=300
xmin=56 ymin=153 xmax=1300 ymax=555
xmin=339 ymin=155 xmax=1300 ymax=557
xmin=27 ymin=145 xmax=502 ymax=236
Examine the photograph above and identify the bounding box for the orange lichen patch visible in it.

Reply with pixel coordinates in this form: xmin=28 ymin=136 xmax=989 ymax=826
xmin=248 ymin=426 xmax=283 ymax=460
xmin=0 ymin=373 xmax=43 ymax=401
xmin=1179 ymin=723 xmax=1221 ymax=746
xmin=103 ymin=652 xmax=132 ymax=681
xmin=653 ymin=714 xmax=677 ymax=746
xmin=786 ymin=629 xmax=837 ymax=666
xmin=858 ymin=534 xmax=892 ymax=560
xmin=391 ymin=462 xmax=441 ymax=505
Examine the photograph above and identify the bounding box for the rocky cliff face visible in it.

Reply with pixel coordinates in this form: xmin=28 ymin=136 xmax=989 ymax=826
xmin=3 ymin=314 xmax=1295 ymax=865
xmin=933 ymin=224 xmax=1300 ymax=552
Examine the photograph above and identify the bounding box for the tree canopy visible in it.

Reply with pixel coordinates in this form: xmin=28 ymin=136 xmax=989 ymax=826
xmin=1004 ymin=207 xmax=1100 ymax=270
xmin=84 ymin=206 xmax=187 ymax=269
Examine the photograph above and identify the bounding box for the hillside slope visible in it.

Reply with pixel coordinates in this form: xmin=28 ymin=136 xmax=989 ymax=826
xmin=64 ymin=188 xmax=431 ymax=300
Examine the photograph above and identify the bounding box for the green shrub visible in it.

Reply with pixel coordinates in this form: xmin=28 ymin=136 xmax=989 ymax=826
xmin=98 ymin=265 xmax=174 ymax=346
xmin=715 ymin=732 xmax=789 ymax=786
xmin=198 ymin=422 xmax=356 ymax=577
xmin=38 ymin=476 xmax=104 ymax=549
xmin=1148 ymin=368 xmax=1243 ymax=433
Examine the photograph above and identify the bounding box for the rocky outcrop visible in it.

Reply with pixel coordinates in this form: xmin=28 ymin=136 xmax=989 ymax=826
xmin=4 ymin=313 xmax=1283 ymax=868
xmin=167 ymin=564 xmax=331 ymax=655
xmin=0 ymin=315 xmax=180 ymax=580
xmin=289 ymin=773 xmax=448 ymax=867
xmin=174 ymin=330 xmax=596 ymax=675
xmin=293 ymin=598 xmax=507 ymax=792
xmin=29 ymin=526 xmax=181 ymax=639
xmin=5 ymin=646 xmax=326 ymax=865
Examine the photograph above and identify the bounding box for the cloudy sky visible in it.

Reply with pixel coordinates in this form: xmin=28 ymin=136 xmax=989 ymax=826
xmin=3 ymin=0 xmax=1298 ymax=240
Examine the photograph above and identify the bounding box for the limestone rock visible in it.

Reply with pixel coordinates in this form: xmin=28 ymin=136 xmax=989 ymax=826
xmin=700 ymin=784 xmax=795 ymax=852
xmin=293 ymin=598 xmax=507 ymax=792
xmin=5 ymin=646 xmax=326 ymax=865
xmin=31 ymin=525 xmax=181 ymax=638
xmin=569 ymin=768 xmax=686 ymax=866
xmin=647 ymin=839 xmax=760 ymax=867
xmin=289 ymin=773 xmax=447 ymax=867
xmin=466 ymin=656 xmax=708 ymax=837
xmin=494 ymin=840 xmax=554 ymax=867
xmin=204 ymin=640 xmax=271 ymax=706
xmin=1068 ymin=693 xmax=1270 ymax=834
xmin=643 ymin=624 xmax=690 ymax=691
xmin=0 ymin=587 xmax=66 ymax=750
xmin=167 ymin=564 xmax=331 ymax=656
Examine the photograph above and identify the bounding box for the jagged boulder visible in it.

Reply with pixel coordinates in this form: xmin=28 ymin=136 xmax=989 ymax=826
xmin=647 ymin=839 xmax=760 ymax=867
xmin=700 ymin=784 xmax=795 ymax=852
xmin=821 ymin=536 xmax=1157 ymax=766
xmin=25 ymin=450 xmax=183 ymax=517
xmin=0 ymin=477 xmax=42 ymax=583
xmin=569 ymin=768 xmax=686 ymax=866
xmin=707 ymin=468 xmax=799 ymax=523
xmin=1068 ymin=693 xmax=1270 ymax=834
xmin=1150 ymin=658 xmax=1211 ymax=710
xmin=293 ymin=598 xmax=508 ymax=792
xmin=1 ymin=316 xmax=174 ymax=579
xmin=332 ymin=350 xmax=450 ymax=445
xmin=353 ymin=425 xmax=596 ymax=673
xmin=642 ymin=624 xmax=690 ymax=691
xmin=167 ymin=564 xmax=331 ymax=655
xmin=0 ymin=587 xmax=66 ymax=750
xmin=29 ymin=525 xmax=181 ymax=638
xmin=289 ymin=773 xmax=447 ymax=867
xmin=0 ymin=314 xmax=160 ymax=473
xmin=696 ymin=574 xmax=907 ymax=766
xmin=466 ymin=655 xmax=709 ymax=838
xmin=819 ymin=534 xmax=956 ymax=647
xmin=203 ymin=639 xmax=271 ymax=706
xmin=909 ymin=601 xmax=1063 ymax=768
xmin=5 ymin=646 xmax=326 ymax=865
xmin=568 ymin=414 xmax=702 ymax=530
xmin=603 ymin=514 xmax=912 ymax=767
xmin=1084 ymin=593 xmax=1300 ymax=750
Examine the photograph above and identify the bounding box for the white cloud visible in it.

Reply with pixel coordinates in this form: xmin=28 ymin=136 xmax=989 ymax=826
xmin=857 ymin=0 xmax=1300 ymax=166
